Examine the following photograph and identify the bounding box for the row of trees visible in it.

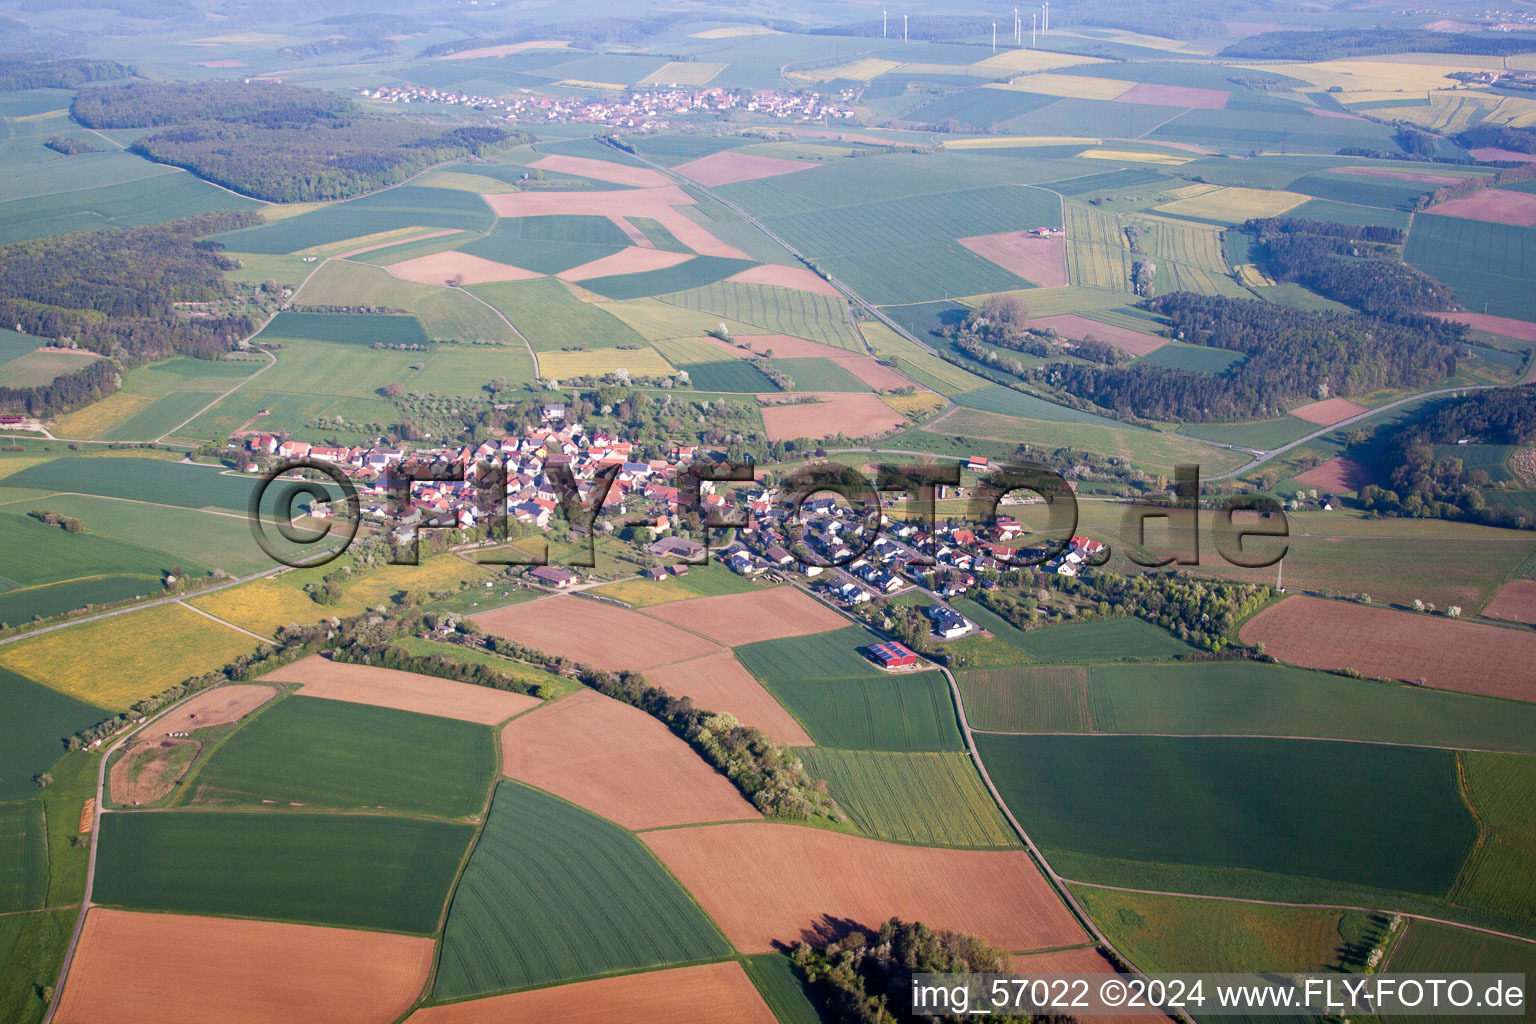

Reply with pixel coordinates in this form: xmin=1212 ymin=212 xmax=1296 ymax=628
xmin=0 ymin=357 xmax=117 ymax=418
xmin=1033 ymin=293 xmax=1461 ymax=422
xmin=73 ymin=81 xmax=527 ymax=202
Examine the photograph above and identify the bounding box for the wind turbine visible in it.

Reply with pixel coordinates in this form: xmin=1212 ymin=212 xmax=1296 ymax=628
xmin=903 ymin=13 xmax=908 ymax=41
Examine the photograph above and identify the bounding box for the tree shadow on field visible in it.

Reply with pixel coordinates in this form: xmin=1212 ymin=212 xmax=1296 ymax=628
xmin=778 ymin=914 xmax=879 ymax=953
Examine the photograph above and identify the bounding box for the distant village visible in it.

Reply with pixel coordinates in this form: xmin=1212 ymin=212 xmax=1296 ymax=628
xmin=244 ymin=408 xmax=1106 ymax=648
xmin=360 ymin=83 xmax=856 ymax=129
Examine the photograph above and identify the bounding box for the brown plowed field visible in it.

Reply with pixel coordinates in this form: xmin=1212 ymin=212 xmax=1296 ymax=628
xmin=479 ymin=187 xmax=747 ymax=258
xmin=404 ymin=962 xmax=776 ymax=1024
xmin=153 ymin=684 xmax=277 ymax=734
xmin=758 ymin=393 xmax=907 ymax=441
xmin=641 ymin=587 xmax=847 ymax=646
xmin=1030 ymin=315 xmax=1166 ymax=356
xmin=835 ymin=355 xmax=918 ymax=392
xmin=110 ymin=739 xmax=198 ymax=806
xmin=674 ymin=151 xmax=816 ymax=187
xmin=385 ymin=251 xmax=541 ymax=285
xmin=1483 ymin=580 xmax=1536 ymax=625
xmin=1470 ymin=147 xmax=1536 ymax=163
xmin=1114 ymin=83 xmax=1230 ymax=109
xmin=1427 ymin=311 xmax=1536 ymax=343
xmin=1293 ymin=456 xmax=1376 ymax=492
xmin=528 ymin=154 xmax=671 ymax=188
xmin=1308 ymin=107 xmax=1368 ymax=120
xmin=959 ymin=231 xmax=1068 ymax=287
xmin=726 ymin=264 xmax=842 ymax=296
xmin=55 ymin=909 xmax=433 ymax=1024
xmin=1427 ymin=190 xmax=1536 ymax=226
xmin=261 ymin=656 xmax=539 ymax=724
xmin=643 ymin=823 xmax=1085 ymax=953
xmin=734 ymin=334 xmax=851 ymax=359
xmin=1010 ymin=948 xmax=1139 ymax=1024
xmin=645 ymin=650 xmax=814 ymax=746
xmin=1289 ymin=396 xmax=1368 ymax=426
xmin=1332 ymin=166 xmax=1468 ymax=186
xmin=499 ymin=689 xmax=760 ymax=828
xmin=558 ymin=247 xmax=694 ymax=282
xmin=1239 ymin=595 xmax=1536 ymax=701
xmin=473 ymin=595 xmax=719 ymax=671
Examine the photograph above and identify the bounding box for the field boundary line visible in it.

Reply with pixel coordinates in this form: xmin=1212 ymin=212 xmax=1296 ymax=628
xmin=1061 ymin=879 xmax=1536 ymax=946
xmin=175 ymin=598 xmax=274 ymax=644
xmin=444 ymin=272 xmax=542 ymax=379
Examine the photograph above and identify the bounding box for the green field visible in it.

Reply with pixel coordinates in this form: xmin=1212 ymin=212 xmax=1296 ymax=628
xmin=1405 ymin=215 xmax=1536 ymax=322
xmin=660 ymin=281 xmax=863 ymax=351
xmin=1077 ymin=886 xmax=1372 ymax=973
xmin=1176 ymin=415 xmax=1313 ymax=450
xmin=950 ymin=605 xmax=1198 ymax=664
xmin=257 ymin=311 xmax=429 ymax=346
xmin=737 ymin=627 xmax=962 ymax=751
xmin=577 ymin=255 xmax=756 ymax=301
xmin=0 ymin=667 xmax=105 ymax=803
xmin=950 ymin=384 xmax=1125 ymax=425
xmin=95 ymin=810 xmax=473 ymax=933
xmin=1137 ymin=341 xmax=1246 ymax=373
xmin=978 ymin=734 xmax=1476 ymax=899
xmin=461 ymin=214 xmax=629 ymax=274
xmin=1452 ymin=752 xmax=1536 ymax=928
xmin=1385 ymin=919 xmax=1536 ymax=1024
xmin=0 ymin=171 xmax=259 ymax=245
xmin=470 ymin=277 xmax=648 ymax=352
xmin=184 ymin=696 xmax=495 ymax=818
xmin=2 ymin=456 xmax=263 ymax=512
xmin=209 ymin=185 xmax=494 ymax=255
xmin=0 ymin=802 xmax=46 ymax=914
xmin=765 ymin=357 xmax=867 ymax=392
xmin=589 ymin=562 xmax=758 ymax=607
xmin=0 ymin=907 xmax=76 ymax=1024
xmin=433 ymin=781 xmax=730 ymax=999
xmin=677 ymin=358 xmax=778 ymax=393
xmin=960 ymin=660 xmax=1536 ymax=755
xmin=798 ymin=748 xmax=1017 ymax=848
xmin=0 ymin=510 xmax=203 ymax=627
xmin=744 ymin=953 xmax=825 ymax=1024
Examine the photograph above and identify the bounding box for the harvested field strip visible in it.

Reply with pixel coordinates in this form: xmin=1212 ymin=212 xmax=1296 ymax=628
xmin=537 ymin=346 xmax=676 ymax=379
xmin=642 ymin=822 xmax=1085 ymax=953
xmin=757 ymin=392 xmax=907 ymax=441
xmin=1030 ymin=313 xmax=1165 ymax=356
xmin=55 ymin=909 xmax=435 ymax=1024
xmin=639 ymin=586 xmax=847 ymax=646
xmin=726 ymin=263 xmax=842 ymax=297
xmin=977 ymin=734 xmax=1476 ymax=899
xmin=498 ymin=689 xmax=760 ymax=829
xmin=1065 ymin=204 xmax=1132 ymax=291
xmin=527 ymin=154 xmax=670 ymax=187
xmin=1239 ymin=595 xmax=1536 ymax=703
xmin=409 ymin=962 xmax=775 ymax=1024
xmin=675 ymin=150 xmax=817 ymax=187
xmin=261 ymin=656 xmax=539 ymax=723
xmin=1289 ymin=396 xmax=1368 ymax=425
xmin=385 ymin=252 xmax=541 ymax=286
xmin=798 ymin=748 xmax=1019 ymax=848
xmin=95 ymin=811 xmax=473 ymax=934
xmin=473 ymin=594 xmax=720 ymax=671
xmin=959 ymin=230 xmax=1067 ymax=288
xmin=433 ymin=781 xmax=731 ymax=999
xmin=184 ymin=695 xmax=495 ymax=819
xmin=1484 ymin=579 xmax=1536 ymax=625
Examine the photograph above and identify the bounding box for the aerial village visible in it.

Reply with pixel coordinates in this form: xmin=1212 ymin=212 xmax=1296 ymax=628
xmin=360 ymin=83 xmax=856 ymax=129
xmin=243 ymin=408 xmax=1107 ymax=661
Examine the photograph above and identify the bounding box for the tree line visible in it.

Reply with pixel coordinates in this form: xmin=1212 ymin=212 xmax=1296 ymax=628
xmin=0 ymin=56 xmax=129 ymax=91
xmin=1222 ymin=28 xmax=1536 ymax=60
xmin=1032 ymin=293 xmax=1462 ymax=422
xmin=72 ymin=81 xmax=527 ymax=202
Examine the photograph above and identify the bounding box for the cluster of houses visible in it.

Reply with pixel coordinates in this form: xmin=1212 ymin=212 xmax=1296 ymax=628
xmin=359 ymin=83 xmax=854 ymax=129
xmin=249 ymin=414 xmax=1105 ymax=634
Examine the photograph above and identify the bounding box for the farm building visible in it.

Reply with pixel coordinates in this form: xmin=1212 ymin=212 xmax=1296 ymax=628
xmin=528 ymin=565 xmax=580 ymax=588
xmin=866 ymin=642 xmax=918 ymax=669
